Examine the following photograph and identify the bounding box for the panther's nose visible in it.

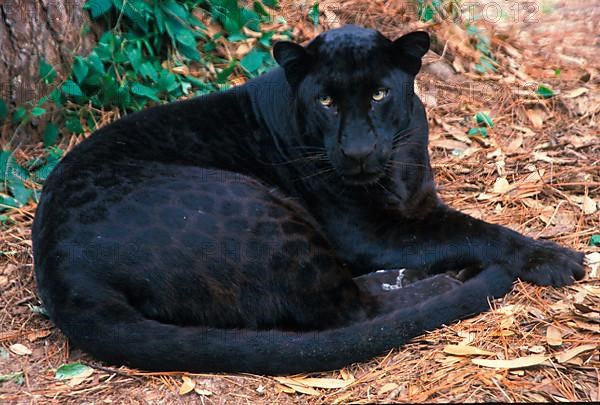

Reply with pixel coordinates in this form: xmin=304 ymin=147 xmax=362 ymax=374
xmin=340 ymin=142 xmax=375 ymax=162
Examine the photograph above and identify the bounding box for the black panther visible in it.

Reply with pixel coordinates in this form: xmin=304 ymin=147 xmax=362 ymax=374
xmin=32 ymin=26 xmax=585 ymax=375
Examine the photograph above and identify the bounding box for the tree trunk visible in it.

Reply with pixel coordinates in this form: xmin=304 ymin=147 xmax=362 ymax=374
xmin=0 ymin=0 xmax=97 ymax=142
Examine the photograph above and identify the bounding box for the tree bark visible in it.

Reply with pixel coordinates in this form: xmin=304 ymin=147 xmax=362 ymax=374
xmin=0 ymin=0 xmax=96 ymax=122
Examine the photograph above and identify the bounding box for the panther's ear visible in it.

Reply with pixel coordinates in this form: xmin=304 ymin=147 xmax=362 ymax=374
xmin=273 ymin=41 xmax=312 ymax=86
xmin=391 ymin=31 xmax=430 ymax=75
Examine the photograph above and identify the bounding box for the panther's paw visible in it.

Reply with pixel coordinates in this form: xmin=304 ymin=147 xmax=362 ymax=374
xmin=517 ymin=240 xmax=586 ymax=286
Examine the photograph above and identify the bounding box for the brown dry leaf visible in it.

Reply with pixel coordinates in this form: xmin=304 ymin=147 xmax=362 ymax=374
xmin=582 ymin=196 xmax=597 ymax=215
xmin=505 ymin=135 xmax=523 ymax=154
xmin=472 ymin=355 xmax=549 ymax=369
xmin=441 ymin=121 xmax=472 ymax=144
xmin=555 ymin=344 xmax=598 ymax=364
xmin=492 ymin=177 xmax=512 ymax=194
xmin=528 ymin=345 xmax=546 ymax=354
xmin=378 ymin=382 xmax=399 ymax=395
xmin=586 ymin=252 xmax=600 ymax=278
xmin=65 ymin=367 xmax=95 ymax=387
xmin=340 ymin=368 xmax=354 ymax=381
xmin=546 ymin=325 xmax=563 ymax=347
xmin=273 ymin=377 xmax=320 ymax=396
xmin=26 ymin=329 xmax=51 ymax=342
xmin=276 ymin=384 xmax=296 ymax=394
xmin=194 ymin=388 xmax=213 ymax=396
xmin=444 ymin=344 xmax=495 ymax=357
xmin=430 ymin=139 xmax=469 ymax=151
xmin=290 ymin=377 xmax=353 ymax=389
xmin=525 ymin=109 xmax=545 ymax=129
xmin=563 ymin=87 xmax=589 ymax=98
xmin=179 ymin=375 xmax=196 ymax=395
xmin=9 ymin=343 xmax=32 ymax=356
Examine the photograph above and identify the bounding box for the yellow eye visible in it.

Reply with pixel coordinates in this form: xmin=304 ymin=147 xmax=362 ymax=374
xmin=319 ymin=95 xmax=334 ymax=107
xmin=372 ymin=88 xmax=389 ymax=102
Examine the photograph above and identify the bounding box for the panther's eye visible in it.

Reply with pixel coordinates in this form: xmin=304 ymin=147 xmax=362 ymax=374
xmin=372 ymin=88 xmax=389 ymax=102
xmin=318 ymin=95 xmax=334 ymax=108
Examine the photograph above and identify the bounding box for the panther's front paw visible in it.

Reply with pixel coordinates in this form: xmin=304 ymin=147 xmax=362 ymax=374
xmin=517 ymin=240 xmax=586 ymax=286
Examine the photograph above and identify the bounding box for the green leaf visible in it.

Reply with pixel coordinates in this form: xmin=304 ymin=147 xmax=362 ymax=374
xmin=8 ymin=176 xmax=32 ymax=205
xmin=261 ymin=0 xmax=279 ymax=8
xmin=475 ymin=112 xmax=494 ymax=128
xmin=34 ymin=157 xmax=61 ymax=182
xmin=131 ymin=82 xmax=160 ymax=101
xmin=39 ymin=59 xmax=57 ymax=84
xmin=55 ymin=363 xmax=93 ymax=380
xmin=0 ymin=99 xmax=7 ymax=122
xmin=0 ymin=371 xmax=24 ymax=384
xmin=240 ymin=48 xmax=267 ymax=74
xmin=12 ymin=107 xmax=27 ymax=124
xmin=175 ymin=29 xmax=197 ymax=47
xmin=73 ymin=57 xmax=90 ymax=84
xmin=591 ymin=234 xmax=600 ymax=247
xmin=62 ymin=80 xmax=84 ymax=97
xmin=43 ymin=123 xmax=60 ymax=147
xmin=31 ymin=107 xmax=46 ymax=117
xmin=554 ymin=68 xmax=562 ymax=76
xmin=65 ymin=116 xmax=84 ymax=134
xmin=0 ymin=153 xmax=31 ymax=205
xmin=216 ymin=60 xmax=237 ymax=84
xmin=309 ymin=2 xmax=319 ymax=26
xmin=86 ymin=52 xmax=105 ymax=74
xmin=85 ymin=0 xmax=112 ymax=18
xmin=139 ymin=62 xmax=158 ymax=82
xmin=536 ymin=85 xmax=555 ymax=98
xmin=467 ymin=127 xmax=488 ymax=138
xmin=0 ymin=194 xmax=22 ymax=212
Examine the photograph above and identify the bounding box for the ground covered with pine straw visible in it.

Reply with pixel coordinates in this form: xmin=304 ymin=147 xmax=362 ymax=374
xmin=1 ymin=0 xmax=598 ymax=403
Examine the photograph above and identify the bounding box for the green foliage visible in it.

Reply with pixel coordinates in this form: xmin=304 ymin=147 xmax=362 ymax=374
xmin=0 ymin=150 xmax=33 ymax=211
xmin=416 ymin=0 xmax=441 ymax=22
xmin=536 ymin=84 xmax=555 ymax=98
xmin=309 ymin=2 xmax=320 ymax=26
xmin=468 ymin=111 xmax=493 ymax=138
xmin=0 ymin=371 xmax=24 ymax=384
xmin=55 ymin=363 xmax=93 ymax=380
xmin=0 ymin=1 xmax=287 ymax=214
xmin=0 ymin=99 xmax=7 ymax=122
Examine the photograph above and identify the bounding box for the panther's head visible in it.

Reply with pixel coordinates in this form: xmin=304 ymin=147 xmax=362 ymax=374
xmin=273 ymin=25 xmax=430 ymax=186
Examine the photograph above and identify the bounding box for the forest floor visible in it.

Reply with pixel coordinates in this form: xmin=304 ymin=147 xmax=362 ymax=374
xmin=1 ymin=0 xmax=598 ymax=403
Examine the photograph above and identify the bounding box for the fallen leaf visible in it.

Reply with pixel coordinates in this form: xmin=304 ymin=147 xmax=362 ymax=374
xmin=55 ymin=363 xmax=94 ymax=386
xmin=430 ymin=139 xmax=469 ymax=151
xmin=505 ymin=135 xmax=523 ymax=154
xmin=556 ymin=344 xmax=597 ymax=363
xmin=472 ymin=355 xmax=549 ymax=369
xmin=563 ymin=87 xmax=589 ymax=98
xmin=525 ymin=109 xmax=545 ymax=129
xmin=378 ymin=382 xmax=399 ymax=395
xmin=586 ymin=252 xmax=600 ymax=278
xmin=546 ymin=325 xmax=563 ymax=347
xmin=276 ymin=384 xmax=296 ymax=394
xmin=528 ymin=345 xmax=546 ymax=354
xmin=194 ymin=388 xmax=213 ymax=396
xmin=9 ymin=343 xmax=32 ymax=356
xmin=26 ymin=329 xmax=51 ymax=342
xmin=290 ymin=377 xmax=353 ymax=389
xmin=340 ymin=368 xmax=354 ymax=381
xmin=492 ymin=177 xmax=512 ymax=194
xmin=179 ymin=375 xmax=196 ymax=395
xmin=274 ymin=377 xmax=320 ymax=396
xmin=444 ymin=344 xmax=495 ymax=356
xmin=582 ymin=196 xmax=597 ymax=215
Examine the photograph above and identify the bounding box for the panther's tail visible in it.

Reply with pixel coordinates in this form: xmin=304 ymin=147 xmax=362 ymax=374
xmin=50 ymin=266 xmax=513 ymax=375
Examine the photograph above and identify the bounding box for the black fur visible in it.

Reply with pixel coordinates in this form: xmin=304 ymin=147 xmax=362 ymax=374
xmin=32 ymin=26 xmax=585 ymax=375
